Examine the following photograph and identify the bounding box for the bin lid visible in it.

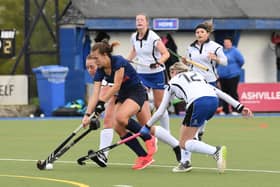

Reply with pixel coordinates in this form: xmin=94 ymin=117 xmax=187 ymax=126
xmin=32 ymin=65 xmax=69 ymax=84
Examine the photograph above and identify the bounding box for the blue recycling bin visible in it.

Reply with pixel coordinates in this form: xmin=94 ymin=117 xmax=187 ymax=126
xmin=33 ymin=65 xmax=69 ymax=116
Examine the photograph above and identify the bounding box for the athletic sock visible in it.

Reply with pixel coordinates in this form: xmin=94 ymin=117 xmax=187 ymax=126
xmin=185 ymin=139 xmax=216 ymax=155
xmin=99 ymin=128 xmax=114 ymax=158
xmin=159 ymin=110 xmax=170 ymax=132
xmin=154 ymin=126 xmax=178 ymax=147
xmin=121 ymin=132 xmax=147 ymax=157
xmin=181 ymin=149 xmax=192 ymax=163
xmin=172 ymin=146 xmax=181 ymax=162
xmin=126 ymin=118 xmax=151 ymax=141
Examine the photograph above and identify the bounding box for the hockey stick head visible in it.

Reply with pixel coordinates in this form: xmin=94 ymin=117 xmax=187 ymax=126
xmin=77 ymin=150 xmax=97 ymax=165
xmin=77 ymin=157 xmax=87 ymax=165
xmin=77 ymin=149 xmax=107 ymax=167
xmin=77 ymin=150 xmax=97 ymax=166
xmin=88 ymin=150 xmax=107 ymax=167
xmin=36 ymin=160 xmax=46 ymax=170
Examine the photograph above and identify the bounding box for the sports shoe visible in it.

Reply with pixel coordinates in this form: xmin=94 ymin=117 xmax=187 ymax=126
xmin=145 ymin=136 xmax=158 ymax=156
xmin=132 ymin=155 xmax=154 ymax=170
xmin=172 ymin=161 xmax=192 ymax=172
xmin=216 ymin=106 xmax=223 ymax=114
xmin=173 ymin=146 xmax=181 ymax=162
xmin=231 ymin=112 xmax=239 ymax=116
xmin=88 ymin=150 xmax=107 ymax=167
xmin=219 ymin=112 xmax=225 ymax=115
xmin=213 ymin=146 xmax=227 ymax=173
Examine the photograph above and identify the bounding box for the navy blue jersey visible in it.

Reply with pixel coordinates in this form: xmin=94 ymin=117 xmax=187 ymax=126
xmin=93 ymin=55 xmax=141 ymax=91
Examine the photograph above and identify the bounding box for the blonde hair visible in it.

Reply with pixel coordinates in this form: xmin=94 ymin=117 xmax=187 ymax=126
xmin=136 ymin=13 xmax=149 ymax=22
xmin=169 ymin=62 xmax=189 ymax=73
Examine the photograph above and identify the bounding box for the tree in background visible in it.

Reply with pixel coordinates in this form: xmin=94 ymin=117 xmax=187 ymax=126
xmin=0 ymin=0 xmax=69 ymax=99
xmin=0 ymin=0 xmax=69 ymax=75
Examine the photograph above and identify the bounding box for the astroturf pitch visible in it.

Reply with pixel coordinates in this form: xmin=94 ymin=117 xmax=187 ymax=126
xmin=0 ymin=115 xmax=279 ymax=187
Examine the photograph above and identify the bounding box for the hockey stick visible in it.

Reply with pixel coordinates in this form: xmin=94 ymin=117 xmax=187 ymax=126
xmin=77 ymin=132 xmax=141 ymax=166
xmin=36 ymin=112 xmax=99 ymax=170
xmin=130 ymin=61 xmax=165 ymax=68
xmin=167 ymin=48 xmax=209 ymax=71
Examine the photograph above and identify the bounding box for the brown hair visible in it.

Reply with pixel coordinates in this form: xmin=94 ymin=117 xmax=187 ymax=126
xmin=91 ymin=41 xmax=120 ymax=56
xmin=86 ymin=54 xmax=94 ymax=60
xmin=195 ymin=19 xmax=214 ymax=33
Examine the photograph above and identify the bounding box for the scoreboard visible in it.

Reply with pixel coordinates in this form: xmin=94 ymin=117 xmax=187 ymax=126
xmin=0 ymin=29 xmax=16 ymax=58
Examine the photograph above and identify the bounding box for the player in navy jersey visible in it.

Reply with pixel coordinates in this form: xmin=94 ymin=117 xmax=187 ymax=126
xmin=83 ymin=41 xmax=155 ymax=170
xmin=139 ymin=62 xmax=253 ymax=173
xmin=82 ymin=41 xmax=181 ymax=169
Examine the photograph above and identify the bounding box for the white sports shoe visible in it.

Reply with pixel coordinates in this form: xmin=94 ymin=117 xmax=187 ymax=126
xmin=213 ymin=146 xmax=227 ymax=173
xmin=172 ymin=161 xmax=192 ymax=173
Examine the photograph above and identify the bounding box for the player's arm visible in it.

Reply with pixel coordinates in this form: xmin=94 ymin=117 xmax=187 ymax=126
xmin=127 ymin=46 xmax=136 ymax=61
xmin=146 ymin=85 xmax=172 ymax=127
xmin=83 ymin=81 xmax=102 ymax=127
xmin=215 ymin=47 xmax=228 ymax=66
xmin=99 ymin=67 xmax=123 ymax=102
xmin=210 ymin=85 xmax=253 ymax=117
xmin=140 ymin=86 xmax=172 ymax=135
xmin=156 ymin=39 xmax=170 ymax=64
xmin=208 ymin=47 xmax=228 ymax=66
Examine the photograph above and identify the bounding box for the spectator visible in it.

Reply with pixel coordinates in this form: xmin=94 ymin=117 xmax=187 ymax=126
xmin=217 ymin=36 xmax=245 ymax=115
xmin=161 ymin=33 xmax=179 ymax=80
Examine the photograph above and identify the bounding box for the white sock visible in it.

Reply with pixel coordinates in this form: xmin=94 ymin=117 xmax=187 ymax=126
xmin=181 ymin=149 xmax=192 ymax=163
xmin=159 ymin=110 xmax=170 ymax=132
xmin=154 ymin=126 xmax=178 ymax=147
xmin=185 ymin=139 xmax=216 ymax=155
xmin=99 ymin=128 xmax=114 ymax=158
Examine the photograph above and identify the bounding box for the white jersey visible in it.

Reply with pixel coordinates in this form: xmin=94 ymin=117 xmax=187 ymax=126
xmin=130 ymin=29 xmax=165 ymax=74
xmin=187 ymin=40 xmax=227 ymax=83
xmin=146 ymin=71 xmax=242 ymax=127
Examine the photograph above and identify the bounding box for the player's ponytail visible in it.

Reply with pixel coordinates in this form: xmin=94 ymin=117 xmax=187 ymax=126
xmin=169 ymin=62 xmax=189 ymax=74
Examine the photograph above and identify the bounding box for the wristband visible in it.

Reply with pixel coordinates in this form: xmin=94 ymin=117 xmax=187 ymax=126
xmin=85 ymin=113 xmax=91 ymax=117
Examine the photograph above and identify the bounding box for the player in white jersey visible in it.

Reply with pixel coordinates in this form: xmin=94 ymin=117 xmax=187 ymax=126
xmin=127 ymin=13 xmax=170 ymax=132
xmin=139 ymin=62 xmax=253 ymax=173
xmin=182 ymin=20 xmax=228 ymax=145
xmin=183 ymin=20 xmax=227 ymax=85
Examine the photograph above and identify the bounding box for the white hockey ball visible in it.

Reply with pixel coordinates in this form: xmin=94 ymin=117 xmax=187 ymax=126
xmin=45 ymin=163 xmax=53 ymax=170
xmin=40 ymin=113 xmax=45 ymax=118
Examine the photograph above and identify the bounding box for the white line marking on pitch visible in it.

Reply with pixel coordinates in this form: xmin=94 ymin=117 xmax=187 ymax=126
xmin=0 ymin=158 xmax=280 ymax=174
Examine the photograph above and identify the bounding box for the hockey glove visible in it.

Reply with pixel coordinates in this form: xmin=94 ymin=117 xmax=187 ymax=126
xmin=95 ymin=100 xmax=105 ymax=115
xmin=89 ymin=118 xmax=100 ymax=130
xmin=140 ymin=125 xmax=151 ymax=136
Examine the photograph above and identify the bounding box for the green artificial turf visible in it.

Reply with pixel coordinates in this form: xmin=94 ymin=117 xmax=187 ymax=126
xmin=0 ymin=116 xmax=279 ymax=187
